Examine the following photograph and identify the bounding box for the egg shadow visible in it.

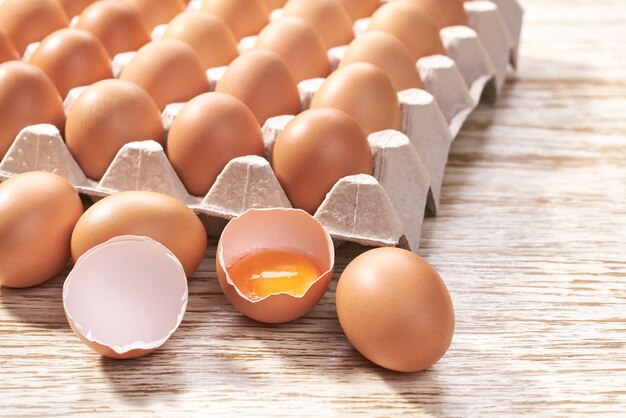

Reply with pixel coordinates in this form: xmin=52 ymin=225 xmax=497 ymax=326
xmin=99 ymin=349 xmax=188 ymax=404
xmin=243 ymin=285 xmax=451 ymax=417
xmin=374 ymin=365 xmax=448 ymax=416
xmin=0 ymin=267 xmax=70 ymax=331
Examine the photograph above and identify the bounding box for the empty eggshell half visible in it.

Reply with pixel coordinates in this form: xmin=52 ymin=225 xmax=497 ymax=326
xmin=216 ymin=208 xmax=335 ymax=324
xmin=63 ymin=236 xmax=188 ymax=359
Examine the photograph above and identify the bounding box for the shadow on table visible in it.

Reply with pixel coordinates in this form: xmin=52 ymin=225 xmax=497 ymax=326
xmin=230 ymin=271 xmax=450 ymax=416
xmin=0 ymin=272 xmax=68 ymax=330
xmin=99 ymin=350 xmax=188 ymax=404
xmin=374 ymin=365 xmax=448 ymax=415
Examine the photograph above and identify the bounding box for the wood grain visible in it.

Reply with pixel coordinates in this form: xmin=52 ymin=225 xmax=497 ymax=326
xmin=2 ymin=0 xmax=626 ymax=416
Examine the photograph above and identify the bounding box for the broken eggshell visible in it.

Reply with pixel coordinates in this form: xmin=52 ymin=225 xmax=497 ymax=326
xmin=216 ymin=208 xmax=334 ymax=324
xmin=63 ymin=236 xmax=188 ymax=359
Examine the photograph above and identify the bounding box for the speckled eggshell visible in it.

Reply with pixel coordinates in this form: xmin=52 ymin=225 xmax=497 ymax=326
xmin=272 ymin=108 xmax=373 ymax=214
xmin=254 ymin=17 xmax=330 ymax=82
xmin=0 ymin=61 xmax=65 ymax=159
xmin=215 ymin=50 xmax=300 ymax=125
xmin=338 ymin=0 xmax=380 ymax=21
xmin=282 ymin=0 xmax=354 ymax=49
xmin=120 ymin=0 xmax=185 ymax=29
xmin=0 ymin=172 xmax=83 ymax=288
xmin=70 ymin=191 xmax=208 ymax=277
xmin=75 ymin=0 xmax=151 ymax=56
xmin=65 ymin=79 xmax=165 ymax=180
xmin=201 ymin=0 xmax=269 ymax=40
xmin=340 ymin=31 xmax=422 ymax=92
xmin=392 ymin=0 xmax=468 ymax=29
xmin=310 ymin=62 xmax=402 ymax=136
xmin=167 ymin=92 xmax=265 ymax=196
xmin=163 ymin=11 xmax=238 ymax=70
xmin=0 ymin=0 xmax=69 ymax=55
xmin=29 ymin=28 xmax=113 ymax=98
xmin=336 ymin=247 xmax=455 ymax=372
xmin=367 ymin=2 xmax=445 ymax=61
xmin=0 ymin=32 xmax=19 ymax=63
xmin=119 ymin=39 xmax=209 ymax=110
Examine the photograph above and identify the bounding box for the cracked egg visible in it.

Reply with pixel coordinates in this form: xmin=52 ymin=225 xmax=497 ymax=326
xmin=216 ymin=208 xmax=334 ymax=324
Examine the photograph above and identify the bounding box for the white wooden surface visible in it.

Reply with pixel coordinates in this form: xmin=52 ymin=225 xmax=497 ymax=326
xmin=1 ymin=0 xmax=626 ymax=416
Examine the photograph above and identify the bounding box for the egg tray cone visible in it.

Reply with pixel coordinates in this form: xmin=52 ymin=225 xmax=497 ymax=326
xmin=2 ymin=0 xmax=523 ymax=252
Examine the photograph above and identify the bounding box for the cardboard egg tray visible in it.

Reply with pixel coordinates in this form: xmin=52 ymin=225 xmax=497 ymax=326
xmin=0 ymin=0 xmax=523 ymax=251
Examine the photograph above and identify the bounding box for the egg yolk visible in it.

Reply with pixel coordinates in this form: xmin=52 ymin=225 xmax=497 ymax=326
xmin=228 ymin=250 xmax=321 ymax=301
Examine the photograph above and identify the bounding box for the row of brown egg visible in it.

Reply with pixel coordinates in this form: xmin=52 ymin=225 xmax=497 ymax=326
xmin=1 ymin=0 xmax=487 ymax=223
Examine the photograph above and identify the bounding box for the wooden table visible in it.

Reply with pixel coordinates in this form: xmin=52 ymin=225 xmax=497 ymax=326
xmin=2 ymin=0 xmax=625 ymax=416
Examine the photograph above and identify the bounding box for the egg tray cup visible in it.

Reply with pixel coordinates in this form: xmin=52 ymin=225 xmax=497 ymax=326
xmin=1 ymin=0 xmax=523 ymax=252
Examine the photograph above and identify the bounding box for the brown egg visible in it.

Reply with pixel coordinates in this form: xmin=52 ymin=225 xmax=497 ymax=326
xmin=120 ymin=0 xmax=185 ymax=29
xmin=167 ymin=93 xmax=264 ymax=196
xmin=163 ymin=11 xmax=238 ymax=70
xmin=336 ymin=247 xmax=455 ymax=372
xmin=282 ymin=0 xmax=354 ymax=48
xmin=262 ymin=0 xmax=286 ymax=11
xmin=29 ymin=28 xmax=112 ymax=98
xmin=0 ymin=32 xmax=19 ymax=63
xmin=119 ymin=39 xmax=209 ymax=110
xmin=392 ymin=0 xmax=468 ymax=29
xmin=340 ymin=31 xmax=422 ymax=92
xmin=254 ymin=17 xmax=330 ymax=82
xmin=57 ymin=0 xmax=96 ymax=17
xmin=0 ymin=61 xmax=65 ymax=159
xmin=71 ymin=191 xmax=208 ymax=277
xmin=272 ymin=108 xmax=372 ymax=214
xmin=367 ymin=2 xmax=445 ymax=61
xmin=65 ymin=79 xmax=165 ymax=180
xmin=338 ymin=0 xmax=380 ymax=21
xmin=201 ymin=0 xmax=269 ymax=40
xmin=75 ymin=0 xmax=151 ymax=56
xmin=310 ymin=63 xmax=402 ymax=136
xmin=0 ymin=172 xmax=83 ymax=288
xmin=215 ymin=50 xmax=300 ymax=125
xmin=0 ymin=0 xmax=69 ymax=55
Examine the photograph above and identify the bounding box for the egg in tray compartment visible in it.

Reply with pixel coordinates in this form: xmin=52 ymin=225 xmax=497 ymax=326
xmin=0 ymin=0 xmax=523 ymax=251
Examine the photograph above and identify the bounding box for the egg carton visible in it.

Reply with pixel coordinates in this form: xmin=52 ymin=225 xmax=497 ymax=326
xmin=0 ymin=103 xmax=431 ymax=251
xmin=153 ymin=0 xmax=521 ymax=214
xmin=3 ymin=0 xmax=523 ymax=251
